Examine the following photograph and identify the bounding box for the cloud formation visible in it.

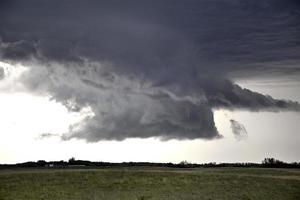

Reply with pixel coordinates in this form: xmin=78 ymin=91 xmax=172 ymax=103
xmin=0 ymin=0 xmax=300 ymax=141
xmin=0 ymin=67 xmax=4 ymax=80
xmin=230 ymin=119 xmax=248 ymax=141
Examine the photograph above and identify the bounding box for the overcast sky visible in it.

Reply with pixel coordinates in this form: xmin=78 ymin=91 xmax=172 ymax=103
xmin=0 ymin=0 xmax=299 ymax=164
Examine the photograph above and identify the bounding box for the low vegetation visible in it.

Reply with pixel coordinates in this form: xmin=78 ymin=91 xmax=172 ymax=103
xmin=0 ymin=167 xmax=299 ymax=200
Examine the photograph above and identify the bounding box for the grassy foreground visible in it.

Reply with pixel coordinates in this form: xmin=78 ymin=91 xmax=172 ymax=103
xmin=0 ymin=167 xmax=300 ymax=200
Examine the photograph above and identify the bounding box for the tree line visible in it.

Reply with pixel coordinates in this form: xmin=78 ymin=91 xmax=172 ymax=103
xmin=0 ymin=158 xmax=299 ymax=169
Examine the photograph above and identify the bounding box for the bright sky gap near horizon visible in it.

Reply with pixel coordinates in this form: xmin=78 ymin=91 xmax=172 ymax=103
xmin=0 ymin=0 xmax=300 ymax=164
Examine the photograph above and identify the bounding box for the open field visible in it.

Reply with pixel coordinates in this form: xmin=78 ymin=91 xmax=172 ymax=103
xmin=0 ymin=167 xmax=300 ymax=200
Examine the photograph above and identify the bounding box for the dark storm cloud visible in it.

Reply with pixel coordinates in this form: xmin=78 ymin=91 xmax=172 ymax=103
xmin=62 ymin=99 xmax=220 ymax=141
xmin=1 ymin=0 xmax=300 ymax=141
xmin=230 ymin=119 xmax=247 ymax=141
xmin=201 ymin=78 xmax=300 ymax=111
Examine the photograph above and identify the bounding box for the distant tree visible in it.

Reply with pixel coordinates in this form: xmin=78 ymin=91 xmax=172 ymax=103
xmin=179 ymin=160 xmax=189 ymax=165
xmin=68 ymin=157 xmax=76 ymax=164
xmin=262 ymin=158 xmax=275 ymax=165
xmin=37 ymin=160 xmax=46 ymax=167
xmin=262 ymin=158 xmax=285 ymax=167
xmin=178 ymin=160 xmax=192 ymax=168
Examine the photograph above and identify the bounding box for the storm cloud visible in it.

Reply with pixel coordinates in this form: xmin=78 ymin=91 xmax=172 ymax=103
xmin=0 ymin=0 xmax=300 ymax=141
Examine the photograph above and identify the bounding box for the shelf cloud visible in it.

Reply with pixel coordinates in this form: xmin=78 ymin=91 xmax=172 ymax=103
xmin=1 ymin=0 xmax=300 ymax=141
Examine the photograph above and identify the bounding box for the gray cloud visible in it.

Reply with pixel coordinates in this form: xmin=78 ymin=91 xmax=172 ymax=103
xmin=20 ymin=61 xmax=220 ymax=141
xmin=201 ymin=78 xmax=300 ymax=111
xmin=1 ymin=0 xmax=300 ymax=76
xmin=230 ymin=119 xmax=248 ymax=141
xmin=0 ymin=67 xmax=4 ymax=80
xmin=38 ymin=133 xmax=59 ymax=139
xmin=0 ymin=0 xmax=300 ymax=141
xmin=63 ymin=100 xmax=220 ymax=141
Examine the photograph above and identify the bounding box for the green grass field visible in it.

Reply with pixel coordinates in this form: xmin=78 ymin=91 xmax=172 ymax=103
xmin=0 ymin=167 xmax=299 ymax=200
